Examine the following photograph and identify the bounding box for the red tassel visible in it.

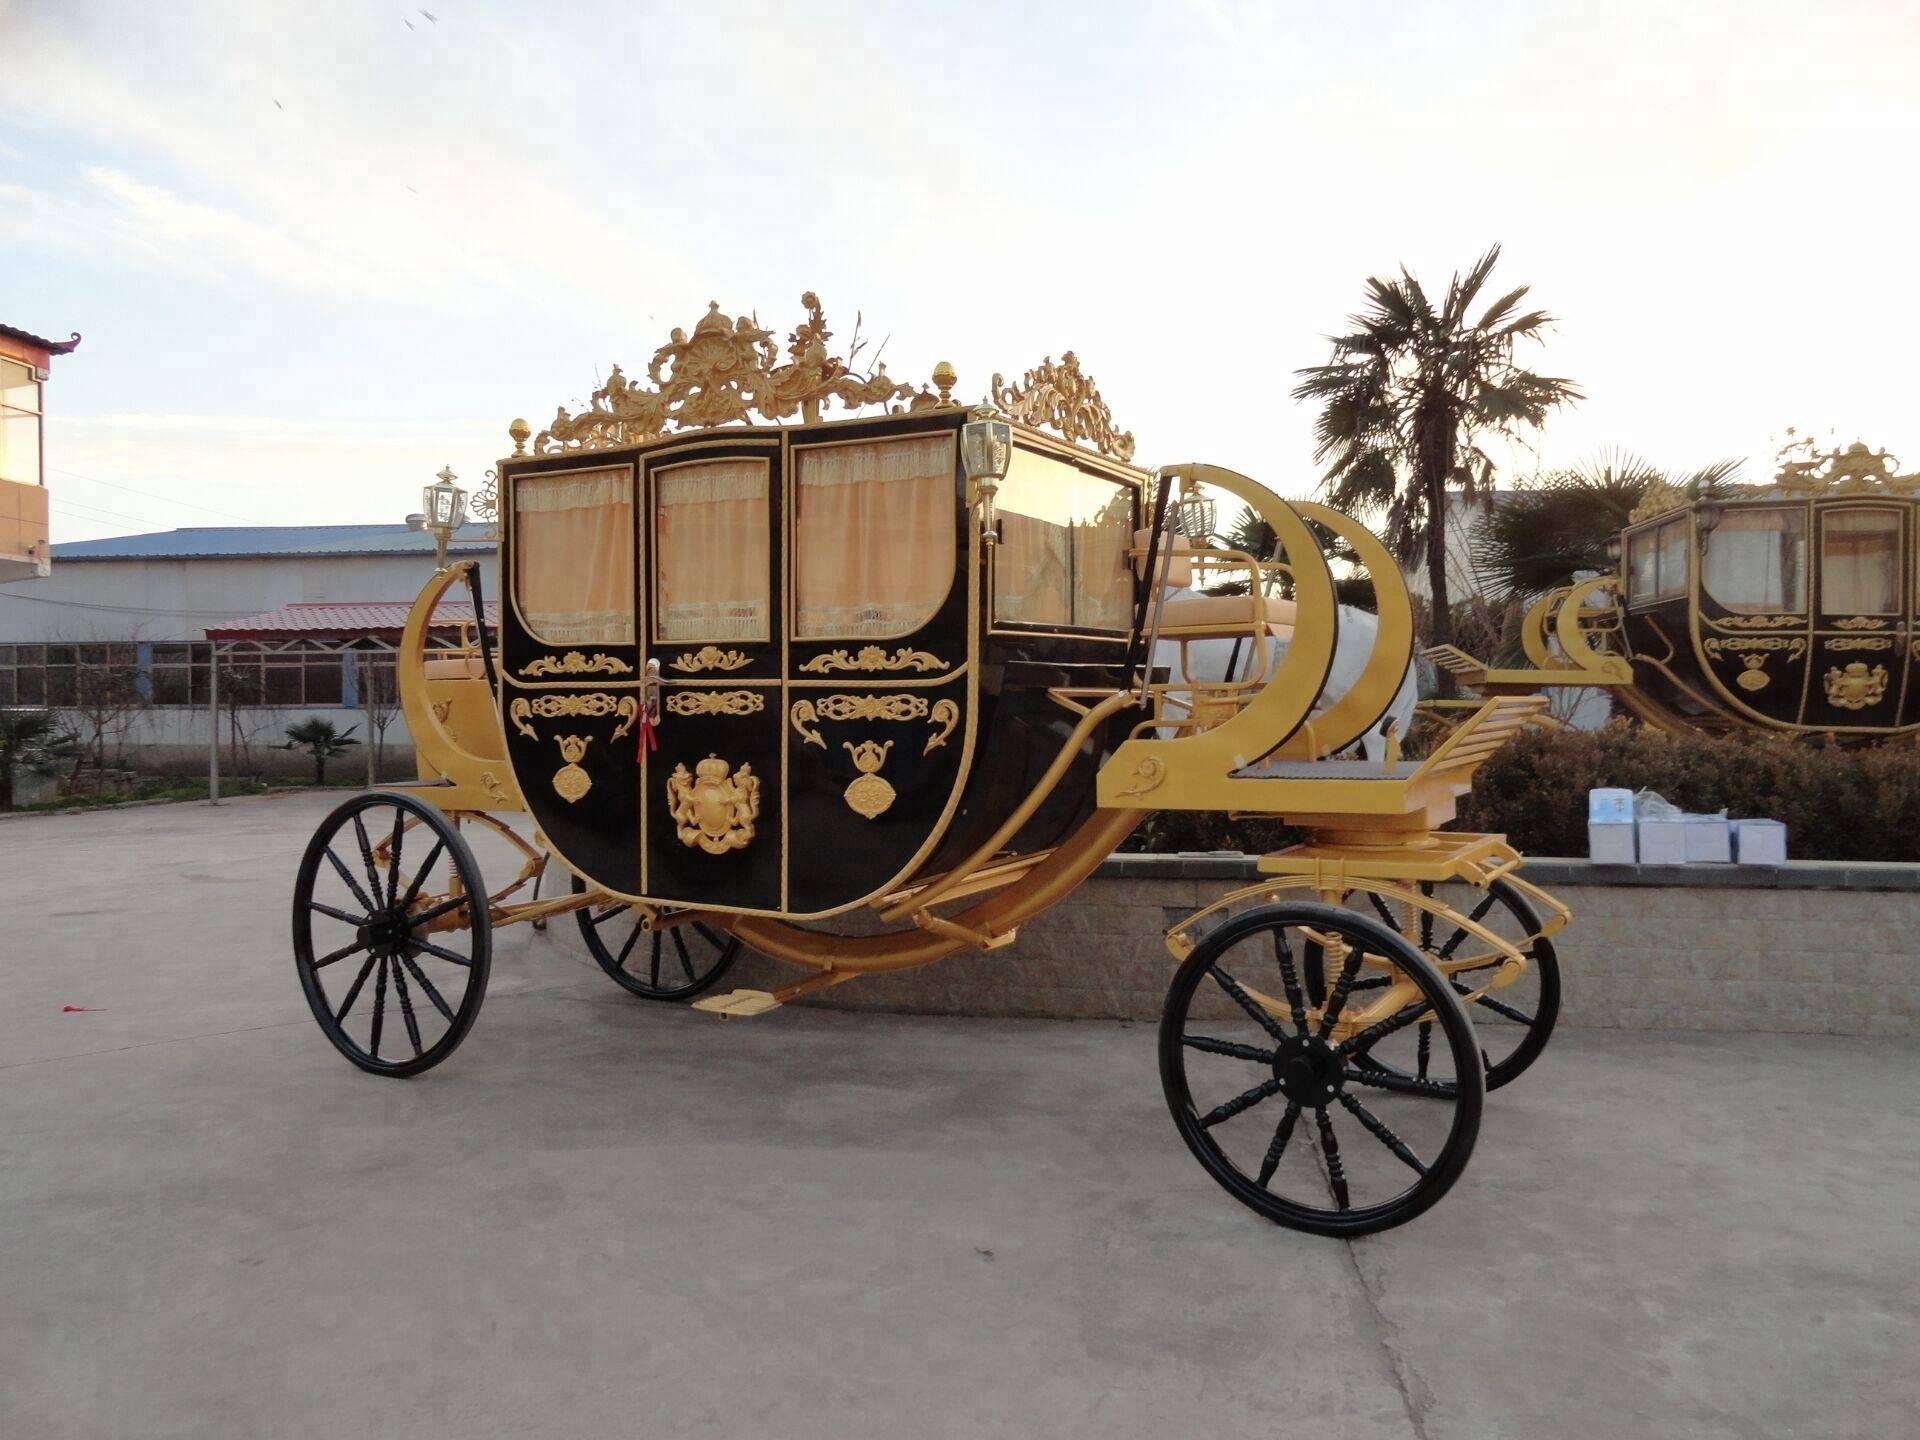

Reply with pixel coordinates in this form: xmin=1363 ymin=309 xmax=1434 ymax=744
xmin=638 ymin=709 xmax=659 ymax=754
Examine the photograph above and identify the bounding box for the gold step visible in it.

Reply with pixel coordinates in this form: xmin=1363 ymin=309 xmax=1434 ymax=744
xmin=690 ymin=988 xmax=783 ymax=1019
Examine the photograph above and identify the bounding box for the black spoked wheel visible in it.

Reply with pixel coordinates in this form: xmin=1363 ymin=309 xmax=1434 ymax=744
xmin=1322 ymin=880 xmax=1561 ymax=1093
xmin=292 ymin=791 xmax=491 ymax=1077
xmin=571 ymin=876 xmax=739 ymax=1001
xmin=1161 ymin=901 xmax=1484 ymax=1237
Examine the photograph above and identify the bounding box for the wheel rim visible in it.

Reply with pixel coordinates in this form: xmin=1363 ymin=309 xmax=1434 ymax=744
xmin=571 ymin=876 xmax=739 ymax=1000
xmin=1323 ymin=880 xmax=1560 ymax=1093
xmin=292 ymin=793 xmax=491 ymax=1077
xmin=1161 ymin=901 xmax=1483 ymax=1237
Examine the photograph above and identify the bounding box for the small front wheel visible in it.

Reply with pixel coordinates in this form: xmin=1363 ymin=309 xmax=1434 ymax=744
xmin=292 ymin=792 xmax=491 ymax=1077
xmin=1161 ymin=901 xmax=1483 ymax=1237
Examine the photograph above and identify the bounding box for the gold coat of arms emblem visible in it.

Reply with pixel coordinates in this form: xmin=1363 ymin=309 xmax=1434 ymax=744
xmin=1824 ymin=661 xmax=1888 ymax=710
xmin=666 ymin=754 xmax=759 ymax=853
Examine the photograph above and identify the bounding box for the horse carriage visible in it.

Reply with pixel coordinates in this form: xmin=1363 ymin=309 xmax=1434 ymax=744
xmin=1430 ymin=440 xmax=1920 ymax=743
xmin=289 ymin=294 xmax=1568 ymax=1236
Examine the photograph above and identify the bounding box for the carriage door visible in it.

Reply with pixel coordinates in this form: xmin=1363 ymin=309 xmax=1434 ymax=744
xmin=1810 ymin=504 xmax=1907 ymax=729
xmin=640 ymin=441 xmax=784 ymax=911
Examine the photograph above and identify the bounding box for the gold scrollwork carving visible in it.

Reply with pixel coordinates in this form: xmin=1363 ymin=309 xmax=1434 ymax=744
xmin=1627 ymin=480 xmax=1687 ymax=525
xmin=1773 ymin=438 xmax=1919 ymax=497
xmin=666 ymin=755 xmax=759 ymax=853
xmin=924 ymin=699 xmax=960 ymax=755
xmin=668 ymin=646 xmax=752 ymax=674
xmin=1825 ymin=662 xmax=1889 ymax=710
xmin=1832 ymin=616 xmax=1889 ymax=630
xmin=842 ymin=740 xmax=896 ymax=819
xmin=990 ymin=351 xmax=1135 ymax=462
xmin=531 ymin=293 xmax=954 ymax=456
xmin=790 ymin=699 xmax=825 ymax=749
xmin=1712 ymin=614 xmax=1803 ymax=630
xmin=815 ymin=694 xmax=928 ymax=724
xmin=1828 ymin=636 xmax=1894 ymax=652
xmin=665 ymin=689 xmax=765 ymax=717
xmin=480 ymin=770 xmax=510 ymax=804
xmin=510 ymin=691 xmax=635 ymax=741
xmin=553 ymin=735 xmax=594 ymax=803
xmin=1735 ymin=655 xmax=1770 ymax=692
xmin=798 ymin=646 xmax=950 ymax=674
xmin=520 ymin=652 xmax=634 ymax=679
xmin=1703 ymin=637 xmax=1806 ymax=661
xmin=1115 ymin=755 xmax=1165 ymax=800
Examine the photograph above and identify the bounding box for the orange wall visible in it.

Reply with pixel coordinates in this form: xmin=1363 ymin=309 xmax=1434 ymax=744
xmin=0 ymin=474 xmax=50 ymax=578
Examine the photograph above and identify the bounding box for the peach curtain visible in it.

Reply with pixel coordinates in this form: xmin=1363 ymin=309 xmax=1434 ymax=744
xmin=795 ymin=435 xmax=955 ymax=638
xmin=513 ymin=468 xmax=635 ymax=644
xmin=996 ymin=514 xmax=1071 ymax=624
xmin=1822 ymin=510 xmax=1901 ymax=615
xmin=655 ymin=459 xmax=770 ymax=641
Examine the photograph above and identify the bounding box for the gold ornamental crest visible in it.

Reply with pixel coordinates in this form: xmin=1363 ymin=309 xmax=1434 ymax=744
xmin=667 ymin=754 xmax=760 ymax=854
xmin=842 ymin=739 xmax=896 ymax=820
xmin=1824 ymin=662 xmax=1888 ymax=711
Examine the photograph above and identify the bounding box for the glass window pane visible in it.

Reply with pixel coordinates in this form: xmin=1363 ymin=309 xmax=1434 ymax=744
xmin=1703 ymin=506 xmax=1806 ymax=613
xmin=1821 ymin=508 xmax=1901 ymax=615
xmin=14 ymin=645 xmax=43 ymax=666
xmin=45 ymin=666 xmax=76 ymax=707
xmin=305 ymin=655 xmax=343 ymax=705
xmin=795 ymin=434 xmax=956 ymax=639
xmin=18 ymin=666 xmax=45 ymax=705
xmin=46 ymin=644 xmax=75 ymax=666
xmin=654 ymin=458 xmax=770 ymax=642
xmin=151 ymin=667 xmax=188 ymax=705
xmin=1652 ymin=519 xmax=1689 ymax=600
xmin=0 ymin=670 xmax=14 ymax=704
xmin=995 ymin=449 xmax=1137 ymax=628
xmin=0 ymin=359 xmax=39 ymax=414
xmin=513 ymin=466 xmax=635 ymax=645
xmin=265 ymin=660 xmax=304 ymax=705
xmin=0 ymin=408 xmax=41 ymax=486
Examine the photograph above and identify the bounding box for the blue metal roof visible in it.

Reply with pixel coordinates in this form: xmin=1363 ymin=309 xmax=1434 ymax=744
xmin=51 ymin=524 xmax=496 ymax=560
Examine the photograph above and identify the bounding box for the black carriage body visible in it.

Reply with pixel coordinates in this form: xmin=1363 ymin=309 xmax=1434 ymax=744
xmin=497 ymin=411 xmax=1147 ymax=917
xmin=1618 ymin=492 xmax=1920 ymax=737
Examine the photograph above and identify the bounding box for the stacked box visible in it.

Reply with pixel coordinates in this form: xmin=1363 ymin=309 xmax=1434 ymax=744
xmin=1637 ymin=817 xmax=1689 ymax=864
xmin=1733 ymin=818 xmax=1788 ymax=864
xmin=1683 ymin=814 xmax=1732 ymax=863
xmin=1587 ymin=788 xmax=1636 ymax=863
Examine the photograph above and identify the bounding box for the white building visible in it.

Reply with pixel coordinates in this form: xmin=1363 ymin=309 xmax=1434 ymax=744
xmin=0 ymin=523 xmax=496 ymax=773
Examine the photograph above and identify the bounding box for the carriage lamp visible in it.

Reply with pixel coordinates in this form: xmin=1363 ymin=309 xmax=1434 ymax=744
xmin=1695 ymin=497 xmax=1725 ymax=538
xmin=1604 ymin=534 xmax=1622 ymax=566
xmin=961 ymin=415 xmax=1013 ymax=540
xmin=423 ymin=465 xmax=468 ymax=569
xmin=1175 ymin=478 xmax=1217 ymax=542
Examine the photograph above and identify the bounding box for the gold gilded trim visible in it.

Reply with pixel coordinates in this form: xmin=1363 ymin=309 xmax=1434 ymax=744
xmin=509 ymin=691 xmax=637 ymax=740
xmin=990 ymin=352 xmax=1135 ymax=462
xmin=553 ymin=735 xmax=593 ymax=803
xmin=1712 ymin=614 xmax=1803 ymax=630
xmin=1825 ymin=662 xmax=1889 ymax=709
xmin=1703 ymin=636 xmax=1807 ymax=660
xmin=925 ymin=699 xmax=960 ymax=754
xmin=667 ymin=755 xmax=759 ymax=853
xmin=1832 ymin=616 xmax=1889 ymax=631
xmin=815 ymin=694 xmax=928 ymax=724
xmin=521 ymin=652 xmax=634 ymax=679
xmin=531 ymin=292 xmax=958 ymax=456
xmin=798 ymin=646 xmax=950 ymax=675
xmin=665 ymin=689 xmax=765 ymax=717
xmin=1828 ymin=636 xmax=1895 ymax=652
xmin=1774 ymin=438 xmax=1920 ymax=496
xmin=790 ymin=700 xmax=825 ymax=749
xmin=668 ymin=646 xmax=752 ymax=674
xmin=843 ymin=739 xmax=896 ymax=819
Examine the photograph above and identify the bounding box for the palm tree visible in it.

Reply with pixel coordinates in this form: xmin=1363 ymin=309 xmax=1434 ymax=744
xmin=1291 ymin=245 xmax=1582 ymax=653
xmin=1474 ymin=452 xmax=1744 ymax=602
xmin=277 ymin=717 xmax=360 ymax=785
xmin=0 ymin=709 xmax=82 ymax=810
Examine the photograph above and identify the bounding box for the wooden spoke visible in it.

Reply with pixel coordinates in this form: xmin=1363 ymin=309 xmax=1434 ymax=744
xmin=1335 ymin=1000 xmax=1429 ymax=1057
xmin=323 ymin=847 xmax=379 ymax=915
xmin=1199 ymin=1076 xmax=1284 ymax=1129
xmin=312 ymin=936 xmax=374 ymax=970
xmin=408 ymin=937 xmax=473 ymax=967
xmin=409 ymin=893 xmax=470 ymax=928
xmin=1337 ymin=1091 xmax=1427 ymax=1176
xmin=612 ymin=919 xmax=645 ymax=972
xmin=1255 ymin=1101 xmax=1303 ymax=1188
xmin=386 ymin=804 xmax=405 ymax=910
xmin=671 ymin=928 xmax=696 ymax=982
xmin=1182 ymin=1035 xmax=1277 ymax=1065
xmin=307 ymin=900 xmax=366 ymax=926
xmin=398 ymin=953 xmax=457 ymax=1024
xmin=1433 ymin=891 xmax=1499 ymax=961
xmin=390 ymin=958 xmax=425 ymax=1058
xmin=1313 ymin=1107 xmax=1350 ymax=1211
xmin=396 ymin=838 xmax=446 ymax=912
xmin=1270 ymin=926 xmax=1309 ymax=1028
xmin=1316 ymin=943 xmax=1367 ymax=1039
xmin=1208 ymin=965 xmax=1291 ymax=1043
xmin=350 ymin=813 xmax=385 ymax=904
xmin=368 ymin=957 xmax=388 ymax=1060
xmin=332 ymin=955 xmax=379 ymax=1024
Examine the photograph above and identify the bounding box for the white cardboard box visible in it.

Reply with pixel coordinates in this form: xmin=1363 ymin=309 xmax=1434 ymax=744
xmin=1588 ymin=788 xmax=1635 ymax=825
xmin=1588 ymin=822 xmax=1636 ymax=864
xmin=1733 ymin=818 xmax=1788 ymax=865
xmin=1637 ymin=817 xmax=1689 ymax=865
xmin=1683 ymin=814 xmax=1732 ymax=863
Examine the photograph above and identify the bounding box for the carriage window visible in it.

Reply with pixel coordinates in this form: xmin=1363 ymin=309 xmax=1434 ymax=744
xmin=1626 ymin=517 xmax=1689 ymax=605
xmin=794 ymin=434 xmax=955 ymax=638
xmin=995 ymin=449 xmax=1136 ymax=629
xmin=513 ymin=467 xmax=635 ymax=645
xmin=1703 ymin=506 xmax=1805 ymax=613
xmin=1821 ymin=508 xmax=1901 ymax=615
xmin=654 ymin=458 xmax=770 ymax=642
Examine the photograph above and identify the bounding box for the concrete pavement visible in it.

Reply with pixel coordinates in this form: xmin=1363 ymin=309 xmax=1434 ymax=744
xmin=2 ymin=792 xmax=1915 ymax=1439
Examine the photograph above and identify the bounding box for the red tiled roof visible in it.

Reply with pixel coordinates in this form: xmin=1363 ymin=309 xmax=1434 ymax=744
xmin=205 ymin=598 xmax=500 ymax=642
xmin=0 ymin=322 xmax=82 ymax=356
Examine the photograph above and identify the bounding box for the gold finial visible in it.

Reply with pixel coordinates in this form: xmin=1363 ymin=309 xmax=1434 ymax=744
xmin=508 ymin=417 xmax=531 ymax=456
xmin=931 ymin=361 xmax=957 ymax=404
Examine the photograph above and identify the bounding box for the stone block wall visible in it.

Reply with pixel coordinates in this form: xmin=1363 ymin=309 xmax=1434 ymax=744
xmin=725 ymin=856 xmax=1920 ymax=1037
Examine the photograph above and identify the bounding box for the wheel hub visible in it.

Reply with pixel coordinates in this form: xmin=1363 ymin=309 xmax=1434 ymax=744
xmin=356 ymin=909 xmax=412 ymax=957
xmin=1271 ymin=1033 xmax=1344 ymax=1107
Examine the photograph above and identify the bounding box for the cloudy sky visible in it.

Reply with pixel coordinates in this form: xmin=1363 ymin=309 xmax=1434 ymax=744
xmin=3 ymin=0 xmax=1917 ymax=541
